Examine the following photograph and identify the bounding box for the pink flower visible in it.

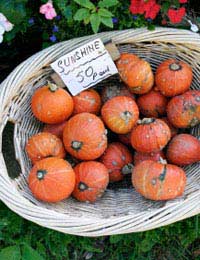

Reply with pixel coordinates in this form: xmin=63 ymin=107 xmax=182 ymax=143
xmin=39 ymin=2 xmax=57 ymax=20
xmin=179 ymin=0 xmax=187 ymax=3
xmin=0 ymin=13 xmax=14 ymax=31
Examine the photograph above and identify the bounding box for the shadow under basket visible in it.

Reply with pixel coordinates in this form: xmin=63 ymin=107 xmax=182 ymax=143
xmin=0 ymin=28 xmax=200 ymax=237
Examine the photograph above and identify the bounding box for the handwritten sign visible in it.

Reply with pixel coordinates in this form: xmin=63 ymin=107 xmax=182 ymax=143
xmin=51 ymin=39 xmax=118 ymax=96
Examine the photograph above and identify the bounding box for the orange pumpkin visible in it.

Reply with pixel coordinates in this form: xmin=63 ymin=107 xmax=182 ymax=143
xmin=26 ymin=132 xmax=66 ymax=164
xmin=160 ymin=117 xmax=178 ymax=138
xmin=101 ymin=84 xmax=135 ymax=103
xmin=43 ymin=121 xmax=67 ymax=139
xmin=137 ymin=90 xmax=168 ymax=118
xmin=118 ymin=132 xmax=131 ymax=146
xmin=31 ymin=82 xmax=74 ymax=124
xmin=63 ymin=113 xmax=107 ymax=160
xmin=166 ymin=134 xmax=200 ymax=166
xmin=132 ymin=160 xmax=186 ymax=200
xmin=155 ymin=59 xmax=193 ymax=97
xmin=100 ymin=142 xmax=133 ymax=182
xmin=167 ymin=90 xmax=200 ymax=128
xmin=133 ymin=150 xmax=165 ymax=166
xmin=28 ymin=157 xmax=75 ymax=202
xmin=131 ymin=118 xmax=171 ymax=153
xmin=116 ymin=53 xmax=154 ymax=94
xmin=101 ymin=96 xmax=139 ymax=134
xmin=72 ymin=161 xmax=109 ymax=202
xmin=72 ymin=89 xmax=101 ymax=115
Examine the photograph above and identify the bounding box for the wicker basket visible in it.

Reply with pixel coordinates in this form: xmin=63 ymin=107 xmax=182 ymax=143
xmin=0 ymin=28 xmax=200 ymax=237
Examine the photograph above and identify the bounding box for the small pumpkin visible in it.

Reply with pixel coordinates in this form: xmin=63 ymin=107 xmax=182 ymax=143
xmin=137 ymin=90 xmax=168 ymax=118
xmin=43 ymin=121 xmax=67 ymax=139
xmin=72 ymin=89 xmax=101 ymax=115
xmin=63 ymin=113 xmax=107 ymax=160
xmin=26 ymin=132 xmax=66 ymax=164
xmin=116 ymin=53 xmax=154 ymax=94
xmin=100 ymin=142 xmax=133 ymax=182
xmin=31 ymin=82 xmax=74 ymax=124
xmin=118 ymin=132 xmax=131 ymax=146
xmin=133 ymin=150 xmax=165 ymax=166
xmin=72 ymin=161 xmax=109 ymax=202
xmin=101 ymin=96 xmax=139 ymax=134
xmin=166 ymin=134 xmax=200 ymax=166
xmin=155 ymin=59 xmax=193 ymax=97
xmin=131 ymin=118 xmax=171 ymax=153
xmin=101 ymin=84 xmax=135 ymax=103
xmin=160 ymin=117 xmax=178 ymax=138
xmin=167 ymin=90 xmax=200 ymax=128
xmin=132 ymin=160 xmax=186 ymax=200
xmin=28 ymin=157 xmax=75 ymax=202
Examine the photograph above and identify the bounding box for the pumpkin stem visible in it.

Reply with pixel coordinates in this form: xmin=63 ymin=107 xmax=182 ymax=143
xmin=71 ymin=141 xmax=83 ymax=151
xmin=120 ymin=111 xmax=132 ymax=125
xmin=138 ymin=118 xmax=155 ymax=125
xmin=159 ymin=165 xmax=167 ymax=182
xmin=47 ymin=81 xmax=58 ymax=92
xmin=78 ymin=182 xmax=89 ymax=191
xmin=169 ymin=63 xmax=182 ymax=71
xmin=121 ymin=163 xmax=133 ymax=175
xmin=37 ymin=170 xmax=47 ymax=180
xmin=159 ymin=157 xmax=167 ymax=165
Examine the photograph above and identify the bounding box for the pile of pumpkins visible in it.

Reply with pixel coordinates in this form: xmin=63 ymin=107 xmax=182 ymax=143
xmin=26 ymin=53 xmax=200 ymax=204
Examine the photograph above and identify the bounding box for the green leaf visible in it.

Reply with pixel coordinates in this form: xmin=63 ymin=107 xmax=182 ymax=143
xmin=101 ymin=16 xmax=113 ymax=28
xmin=22 ymin=244 xmax=44 ymax=260
xmin=98 ymin=8 xmax=113 ymax=18
xmin=98 ymin=0 xmax=118 ymax=8
xmin=0 ymin=1 xmax=27 ymax=24
xmin=74 ymin=0 xmax=95 ymax=9
xmin=74 ymin=8 xmax=90 ymax=21
xmin=0 ymin=246 xmax=21 ymax=260
xmin=63 ymin=5 xmax=73 ymax=19
xmin=161 ymin=2 xmax=171 ymax=13
xmin=90 ymin=13 xmax=100 ymax=33
xmin=110 ymin=235 xmax=124 ymax=244
xmin=148 ymin=24 xmax=155 ymax=31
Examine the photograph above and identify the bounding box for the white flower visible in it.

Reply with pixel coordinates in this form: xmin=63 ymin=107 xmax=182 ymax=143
xmin=0 ymin=23 xmax=5 ymax=44
xmin=0 ymin=13 xmax=14 ymax=32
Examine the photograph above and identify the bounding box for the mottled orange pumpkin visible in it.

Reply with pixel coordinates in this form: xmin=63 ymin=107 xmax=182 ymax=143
xmin=72 ymin=161 xmax=109 ymax=202
xmin=166 ymin=134 xmax=200 ymax=166
xmin=100 ymin=142 xmax=133 ymax=182
xmin=167 ymin=90 xmax=200 ymax=128
xmin=72 ymin=89 xmax=101 ymax=115
xmin=101 ymin=96 xmax=139 ymax=134
xmin=26 ymin=132 xmax=66 ymax=164
xmin=31 ymin=83 xmax=74 ymax=124
xmin=132 ymin=160 xmax=186 ymax=200
xmin=43 ymin=121 xmax=67 ymax=139
xmin=137 ymin=90 xmax=168 ymax=118
xmin=63 ymin=113 xmax=107 ymax=160
xmin=118 ymin=132 xmax=131 ymax=146
xmin=131 ymin=118 xmax=171 ymax=153
xmin=160 ymin=117 xmax=178 ymax=138
xmin=133 ymin=150 xmax=165 ymax=166
xmin=28 ymin=157 xmax=75 ymax=202
xmin=116 ymin=53 xmax=154 ymax=94
xmin=101 ymin=84 xmax=135 ymax=103
xmin=155 ymin=59 xmax=193 ymax=97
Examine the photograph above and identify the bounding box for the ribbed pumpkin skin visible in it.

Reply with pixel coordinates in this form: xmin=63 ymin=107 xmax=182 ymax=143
xmin=116 ymin=53 xmax=154 ymax=94
xmin=137 ymin=90 xmax=168 ymax=118
xmin=72 ymin=161 xmax=109 ymax=202
xmin=131 ymin=119 xmax=171 ymax=153
xmin=118 ymin=132 xmax=131 ymax=146
xmin=63 ymin=113 xmax=107 ymax=160
xmin=43 ymin=121 xmax=67 ymax=139
xmin=28 ymin=157 xmax=75 ymax=203
xmin=155 ymin=59 xmax=193 ymax=97
xmin=101 ymin=96 xmax=139 ymax=134
xmin=167 ymin=134 xmax=200 ymax=166
xmin=26 ymin=132 xmax=66 ymax=164
xmin=167 ymin=90 xmax=200 ymax=128
xmin=133 ymin=150 xmax=165 ymax=166
xmin=101 ymin=84 xmax=135 ymax=104
xmin=100 ymin=142 xmax=133 ymax=182
xmin=31 ymin=85 xmax=74 ymax=124
xmin=72 ymin=89 xmax=101 ymax=115
xmin=160 ymin=117 xmax=178 ymax=138
xmin=132 ymin=160 xmax=186 ymax=200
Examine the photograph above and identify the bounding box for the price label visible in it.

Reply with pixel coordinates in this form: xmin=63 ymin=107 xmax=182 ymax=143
xmin=51 ymin=39 xmax=118 ymax=96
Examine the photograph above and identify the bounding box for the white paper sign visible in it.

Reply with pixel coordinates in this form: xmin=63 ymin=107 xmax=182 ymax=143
xmin=50 ymin=39 xmax=118 ymax=96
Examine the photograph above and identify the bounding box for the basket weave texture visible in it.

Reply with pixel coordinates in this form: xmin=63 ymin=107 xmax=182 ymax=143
xmin=0 ymin=28 xmax=200 ymax=237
